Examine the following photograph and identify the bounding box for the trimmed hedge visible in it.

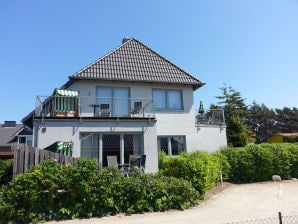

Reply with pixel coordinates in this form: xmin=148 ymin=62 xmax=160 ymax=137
xmin=159 ymin=151 xmax=229 ymax=198
xmin=0 ymin=158 xmax=199 ymax=224
xmin=221 ymin=143 xmax=298 ymax=183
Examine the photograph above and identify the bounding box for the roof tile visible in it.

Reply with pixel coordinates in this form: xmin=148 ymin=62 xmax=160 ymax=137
xmin=71 ymin=38 xmax=205 ymax=89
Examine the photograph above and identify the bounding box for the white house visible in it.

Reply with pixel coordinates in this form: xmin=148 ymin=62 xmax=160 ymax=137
xmin=23 ymin=38 xmax=227 ymax=173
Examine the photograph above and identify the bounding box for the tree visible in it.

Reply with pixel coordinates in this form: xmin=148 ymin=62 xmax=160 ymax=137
xmin=247 ymin=102 xmax=276 ymax=143
xmin=215 ymin=84 xmax=252 ymax=147
xmin=275 ymin=107 xmax=298 ymax=133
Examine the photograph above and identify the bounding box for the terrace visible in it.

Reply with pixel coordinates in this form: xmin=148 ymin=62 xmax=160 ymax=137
xmin=196 ymin=109 xmax=225 ymax=126
xmin=35 ymin=94 xmax=155 ymax=119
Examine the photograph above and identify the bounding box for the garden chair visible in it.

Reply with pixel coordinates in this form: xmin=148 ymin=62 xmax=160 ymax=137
xmin=123 ymin=155 xmax=143 ymax=177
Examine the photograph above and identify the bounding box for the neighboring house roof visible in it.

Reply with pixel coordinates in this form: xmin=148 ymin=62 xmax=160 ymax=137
xmin=0 ymin=121 xmax=33 ymax=146
xmin=0 ymin=122 xmax=23 ymax=146
xmin=66 ymin=38 xmax=205 ymax=90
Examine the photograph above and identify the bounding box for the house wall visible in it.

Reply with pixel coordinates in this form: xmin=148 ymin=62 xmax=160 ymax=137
xmin=68 ymin=80 xmax=226 ymax=152
xmin=33 ymin=80 xmax=227 ymax=174
xmin=33 ymin=119 xmax=158 ymax=173
xmin=188 ymin=125 xmax=227 ymax=152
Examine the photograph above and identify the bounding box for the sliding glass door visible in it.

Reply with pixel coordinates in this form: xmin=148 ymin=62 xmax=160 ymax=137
xmin=96 ymin=87 xmax=129 ymax=117
xmin=80 ymin=132 xmax=143 ymax=167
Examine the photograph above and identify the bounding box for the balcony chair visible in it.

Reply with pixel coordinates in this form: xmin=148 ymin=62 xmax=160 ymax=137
xmin=131 ymin=101 xmax=142 ymax=115
xmin=100 ymin=104 xmax=111 ymax=117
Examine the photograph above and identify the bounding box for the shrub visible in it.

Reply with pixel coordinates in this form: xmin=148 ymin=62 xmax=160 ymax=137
xmin=0 ymin=159 xmax=13 ymax=186
xmin=159 ymin=151 xmax=223 ymax=198
xmin=0 ymin=158 xmax=199 ymax=223
xmin=221 ymin=143 xmax=298 ymax=183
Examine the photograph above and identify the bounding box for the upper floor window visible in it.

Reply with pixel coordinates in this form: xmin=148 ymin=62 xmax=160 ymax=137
xmin=152 ymin=89 xmax=183 ymax=110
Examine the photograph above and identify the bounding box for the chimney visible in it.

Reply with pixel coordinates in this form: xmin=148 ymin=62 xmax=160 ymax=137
xmin=3 ymin=121 xmax=16 ymax=127
xmin=122 ymin=37 xmax=130 ymax=44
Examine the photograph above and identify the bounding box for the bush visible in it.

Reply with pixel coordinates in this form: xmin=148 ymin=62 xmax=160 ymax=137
xmin=0 ymin=158 xmax=199 ymax=223
xmin=159 ymin=151 xmax=224 ymax=198
xmin=221 ymin=143 xmax=298 ymax=183
xmin=0 ymin=159 xmax=13 ymax=186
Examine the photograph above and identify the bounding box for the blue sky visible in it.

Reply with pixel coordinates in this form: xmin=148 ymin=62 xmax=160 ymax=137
xmin=0 ymin=0 xmax=297 ymax=123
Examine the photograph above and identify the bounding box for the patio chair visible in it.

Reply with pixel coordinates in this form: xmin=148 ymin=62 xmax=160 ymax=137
xmin=123 ymin=154 xmax=147 ymax=176
xmin=100 ymin=104 xmax=111 ymax=117
xmin=131 ymin=101 xmax=142 ymax=115
xmin=107 ymin=155 xmax=118 ymax=168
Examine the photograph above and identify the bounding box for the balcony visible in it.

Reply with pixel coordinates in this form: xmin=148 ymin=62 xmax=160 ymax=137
xmin=196 ymin=109 xmax=225 ymax=126
xmin=35 ymin=95 xmax=155 ymax=119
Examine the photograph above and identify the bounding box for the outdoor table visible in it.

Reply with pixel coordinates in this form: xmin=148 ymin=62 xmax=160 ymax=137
xmin=89 ymin=104 xmax=100 ymax=117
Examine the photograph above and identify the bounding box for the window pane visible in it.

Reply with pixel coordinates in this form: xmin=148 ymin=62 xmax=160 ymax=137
xmin=27 ymin=136 xmax=33 ymax=146
xmin=80 ymin=133 xmax=99 ymax=161
xmin=153 ymin=90 xmax=166 ymax=109
xmin=113 ymin=88 xmax=129 ymax=116
xmin=168 ymin=90 xmax=182 ymax=109
xmin=158 ymin=137 xmax=169 ymax=155
xmin=124 ymin=134 xmax=142 ymax=163
xmin=96 ymin=87 xmax=113 ymax=115
xmin=19 ymin=137 xmax=26 ymax=144
xmin=171 ymin=136 xmax=186 ymax=155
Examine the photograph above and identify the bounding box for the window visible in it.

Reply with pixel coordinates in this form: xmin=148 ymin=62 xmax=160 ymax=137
xmin=96 ymin=87 xmax=129 ymax=116
xmin=80 ymin=132 xmax=143 ymax=166
xmin=18 ymin=135 xmax=32 ymax=146
xmin=157 ymin=136 xmax=186 ymax=155
xmin=153 ymin=89 xmax=183 ymax=110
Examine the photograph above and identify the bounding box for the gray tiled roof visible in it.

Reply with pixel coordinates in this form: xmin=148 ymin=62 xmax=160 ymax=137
xmin=70 ymin=38 xmax=205 ymax=90
xmin=0 ymin=124 xmax=22 ymax=146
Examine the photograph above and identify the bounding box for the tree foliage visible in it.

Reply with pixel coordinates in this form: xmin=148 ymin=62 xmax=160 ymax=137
xmin=215 ymin=84 xmax=252 ymax=147
xmin=247 ymin=102 xmax=298 ymax=143
xmin=247 ymin=102 xmax=276 ymax=143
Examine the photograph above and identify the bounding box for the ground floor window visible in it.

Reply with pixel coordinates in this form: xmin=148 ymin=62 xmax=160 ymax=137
xmin=80 ymin=132 xmax=143 ymax=167
xmin=157 ymin=136 xmax=186 ymax=156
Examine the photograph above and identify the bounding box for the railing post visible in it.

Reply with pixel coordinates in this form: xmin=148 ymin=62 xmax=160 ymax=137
xmin=278 ymin=212 xmax=283 ymax=224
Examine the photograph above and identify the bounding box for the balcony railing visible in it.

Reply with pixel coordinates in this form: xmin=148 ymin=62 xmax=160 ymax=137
xmin=35 ymin=96 xmax=155 ymax=119
xmin=196 ymin=109 xmax=225 ymax=125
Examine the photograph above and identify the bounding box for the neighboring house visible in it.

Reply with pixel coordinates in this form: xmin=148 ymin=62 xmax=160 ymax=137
xmin=266 ymin=133 xmax=298 ymax=143
xmin=0 ymin=121 xmax=33 ymax=159
xmin=22 ymin=38 xmax=227 ymax=172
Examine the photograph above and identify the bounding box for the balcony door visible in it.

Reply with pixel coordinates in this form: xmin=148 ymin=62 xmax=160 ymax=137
xmin=96 ymin=87 xmax=129 ymax=117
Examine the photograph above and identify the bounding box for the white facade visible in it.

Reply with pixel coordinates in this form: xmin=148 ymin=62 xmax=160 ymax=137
xmin=32 ymin=80 xmax=227 ymax=173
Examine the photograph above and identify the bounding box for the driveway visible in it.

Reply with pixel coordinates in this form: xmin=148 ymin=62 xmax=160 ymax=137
xmin=47 ymin=180 xmax=298 ymax=224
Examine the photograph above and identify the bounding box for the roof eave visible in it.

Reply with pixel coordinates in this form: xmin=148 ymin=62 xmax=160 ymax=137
xmin=69 ymin=76 xmax=205 ymax=89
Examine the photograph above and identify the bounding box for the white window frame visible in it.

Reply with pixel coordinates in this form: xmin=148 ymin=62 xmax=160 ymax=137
xmin=18 ymin=135 xmax=33 ymax=146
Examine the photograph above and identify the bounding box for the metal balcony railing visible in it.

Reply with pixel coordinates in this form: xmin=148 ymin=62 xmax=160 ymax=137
xmin=35 ymin=96 xmax=155 ymax=119
xmin=196 ymin=109 xmax=225 ymax=125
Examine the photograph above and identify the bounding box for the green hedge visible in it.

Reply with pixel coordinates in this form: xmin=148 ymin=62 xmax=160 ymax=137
xmin=159 ymin=151 xmax=229 ymax=198
xmin=221 ymin=143 xmax=298 ymax=183
xmin=0 ymin=159 xmax=13 ymax=186
xmin=0 ymin=158 xmax=199 ymax=224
